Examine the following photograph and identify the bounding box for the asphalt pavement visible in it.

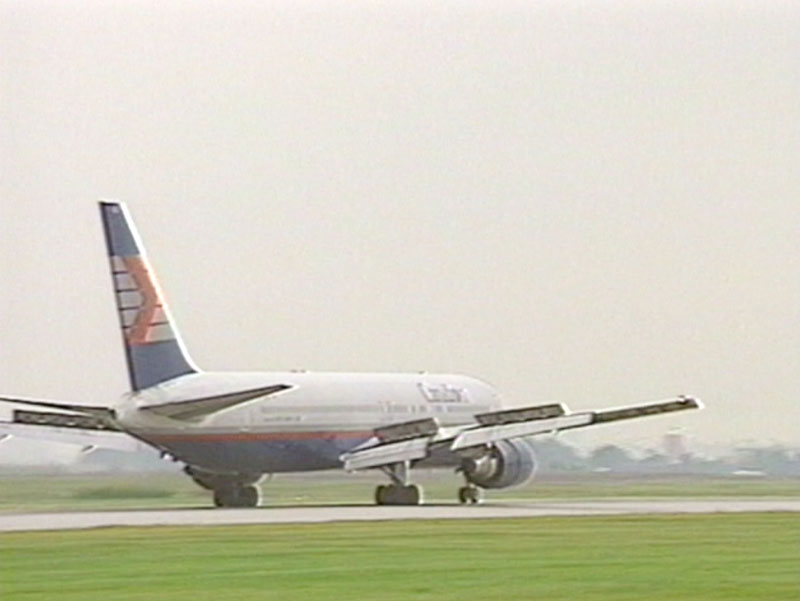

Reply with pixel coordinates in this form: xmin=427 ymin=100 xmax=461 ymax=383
xmin=2 ymin=499 xmax=798 ymax=532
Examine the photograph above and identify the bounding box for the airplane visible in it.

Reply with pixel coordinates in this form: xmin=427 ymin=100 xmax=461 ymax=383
xmin=0 ymin=201 xmax=702 ymax=507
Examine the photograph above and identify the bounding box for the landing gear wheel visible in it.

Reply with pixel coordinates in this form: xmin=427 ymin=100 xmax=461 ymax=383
xmin=458 ymin=486 xmax=481 ymax=505
xmin=238 ymin=484 xmax=260 ymax=508
xmin=213 ymin=485 xmax=260 ymax=508
xmin=401 ymin=484 xmax=421 ymax=505
xmin=375 ymin=484 xmax=422 ymax=505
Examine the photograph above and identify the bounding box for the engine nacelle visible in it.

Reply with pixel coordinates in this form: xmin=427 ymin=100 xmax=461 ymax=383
xmin=460 ymin=439 xmax=536 ymax=489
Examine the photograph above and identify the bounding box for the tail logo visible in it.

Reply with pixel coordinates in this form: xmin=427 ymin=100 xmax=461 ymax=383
xmin=111 ymin=255 xmax=176 ymax=346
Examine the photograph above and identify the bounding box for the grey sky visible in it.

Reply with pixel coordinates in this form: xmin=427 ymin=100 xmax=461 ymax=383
xmin=1 ymin=1 xmax=798 ymax=456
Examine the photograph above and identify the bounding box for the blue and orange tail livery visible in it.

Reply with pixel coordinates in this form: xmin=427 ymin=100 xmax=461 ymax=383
xmin=99 ymin=201 xmax=196 ymax=391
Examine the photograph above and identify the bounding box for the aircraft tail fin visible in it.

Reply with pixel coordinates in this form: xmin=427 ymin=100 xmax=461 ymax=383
xmin=99 ymin=201 xmax=197 ymax=391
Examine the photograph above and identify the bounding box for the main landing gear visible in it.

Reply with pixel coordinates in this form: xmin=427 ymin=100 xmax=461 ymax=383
xmin=457 ymin=485 xmax=481 ymax=504
xmin=372 ymin=462 xmax=485 ymax=505
xmin=375 ymin=483 xmax=421 ymax=505
xmin=184 ymin=466 xmax=263 ymax=508
xmin=212 ymin=484 xmax=260 ymax=508
xmin=374 ymin=461 xmax=423 ymax=505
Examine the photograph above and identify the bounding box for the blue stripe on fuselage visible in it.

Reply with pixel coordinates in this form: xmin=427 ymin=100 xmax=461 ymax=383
xmin=142 ymin=431 xmax=372 ymax=472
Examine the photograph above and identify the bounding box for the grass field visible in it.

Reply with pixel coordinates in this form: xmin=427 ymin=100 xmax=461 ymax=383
xmin=2 ymin=513 xmax=798 ymax=601
xmin=1 ymin=470 xmax=798 ymax=512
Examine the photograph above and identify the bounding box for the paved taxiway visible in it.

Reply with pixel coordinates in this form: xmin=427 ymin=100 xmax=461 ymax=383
xmin=2 ymin=499 xmax=798 ymax=532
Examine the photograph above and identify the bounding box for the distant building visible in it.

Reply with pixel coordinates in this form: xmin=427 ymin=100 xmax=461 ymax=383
xmin=663 ymin=429 xmax=689 ymax=463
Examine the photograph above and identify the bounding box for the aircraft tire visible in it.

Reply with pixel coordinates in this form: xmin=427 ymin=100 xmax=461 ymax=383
xmin=375 ymin=484 xmax=421 ymax=505
xmin=213 ymin=485 xmax=260 ymax=508
xmin=458 ymin=486 xmax=480 ymax=505
xmin=402 ymin=484 xmax=421 ymax=505
xmin=238 ymin=484 xmax=260 ymax=508
xmin=213 ymin=488 xmax=231 ymax=507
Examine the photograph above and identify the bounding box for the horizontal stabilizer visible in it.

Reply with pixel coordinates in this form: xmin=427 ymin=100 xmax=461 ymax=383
xmin=141 ymin=384 xmax=292 ymax=421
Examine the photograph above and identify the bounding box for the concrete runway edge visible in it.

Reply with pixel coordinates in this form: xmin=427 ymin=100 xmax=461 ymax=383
xmin=2 ymin=499 xmax=799 ymax=532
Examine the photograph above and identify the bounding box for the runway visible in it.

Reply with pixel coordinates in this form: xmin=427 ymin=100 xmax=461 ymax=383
xmin=2 ymin=499 xmax=798 ymax=532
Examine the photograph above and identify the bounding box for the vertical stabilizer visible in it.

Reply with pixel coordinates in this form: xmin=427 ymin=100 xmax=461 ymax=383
xmin=99 ymin=201 xmax=197 ymax=391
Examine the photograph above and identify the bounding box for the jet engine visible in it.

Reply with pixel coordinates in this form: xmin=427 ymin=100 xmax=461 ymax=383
xmin=460 ymin=439 xmax=536 ymax=489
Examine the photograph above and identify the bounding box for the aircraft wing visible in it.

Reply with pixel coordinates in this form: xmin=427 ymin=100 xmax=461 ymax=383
xmin=0 ymin=405 xmax=148 ymax=453
xmin=0 ymin=395 xmax=115 ymax=419
xmin=341 ymin=396 xmax=702 ymax=471
xmin=0 ymin=422 xmax=148 ymax=452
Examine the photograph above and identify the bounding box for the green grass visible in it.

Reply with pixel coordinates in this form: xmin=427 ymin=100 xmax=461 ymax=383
xmin=2 ymin=514 xmax=798 ymax=601
xmin=1 ymin=471 xmax=798 ymax=512
xmin=71 ymin=485 xmax=175 ymax=500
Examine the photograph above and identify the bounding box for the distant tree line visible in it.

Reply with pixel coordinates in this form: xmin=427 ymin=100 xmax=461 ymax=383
xmin=32 ymin=438 xmax=800 ymax=477
xmin=528 ymin=438 xmax=800 ymax=477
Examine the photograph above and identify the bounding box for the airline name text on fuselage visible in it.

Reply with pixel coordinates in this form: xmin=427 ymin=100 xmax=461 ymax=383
xmin=417 ymin=383 xmax=470 ymax=404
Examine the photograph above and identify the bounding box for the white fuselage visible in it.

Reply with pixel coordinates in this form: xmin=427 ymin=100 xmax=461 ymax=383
xmin=114 ymin=371 xmax=503 ymax=473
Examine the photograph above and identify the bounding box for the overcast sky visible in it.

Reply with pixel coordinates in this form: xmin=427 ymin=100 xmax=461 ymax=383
xmin=1 ymin=1 xmax=798 ymax=462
